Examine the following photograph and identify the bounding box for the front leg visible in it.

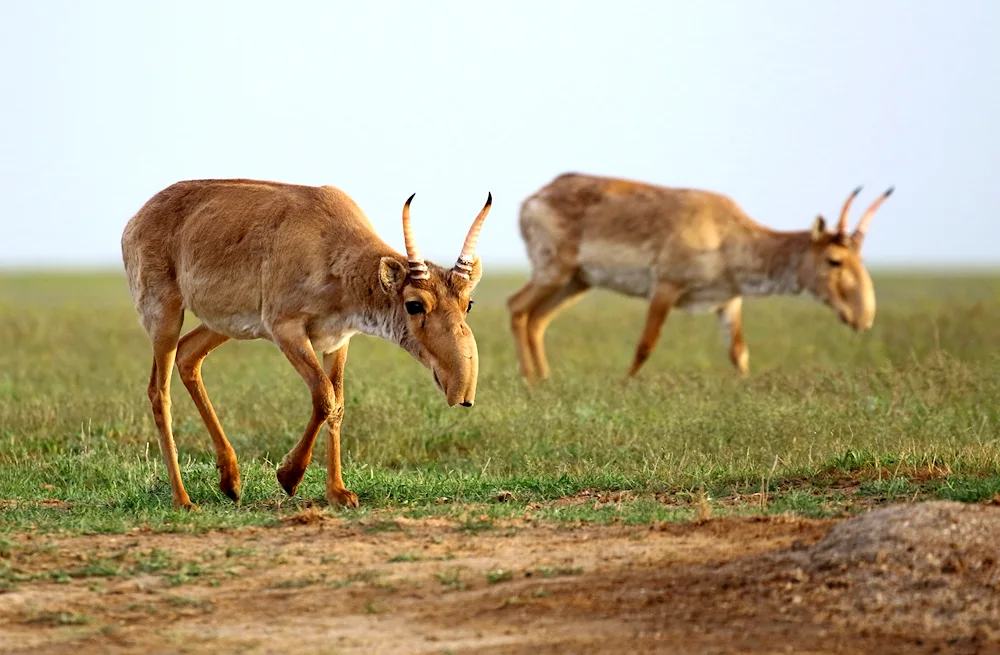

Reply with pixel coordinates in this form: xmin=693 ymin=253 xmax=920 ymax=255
xmin=272 ymin=322 xmax=340 ymax=500
xmin=627 ymin=281 xmax=681 ymax=378
xmin=717 ymin=297 xmax=749 ymax=376
xmin=322 ymin=344 xmax=358 ymax=508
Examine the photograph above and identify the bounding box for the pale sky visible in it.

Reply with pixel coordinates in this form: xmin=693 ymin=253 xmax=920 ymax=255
xmin=1 ymin=0 xmax=998 ymax=268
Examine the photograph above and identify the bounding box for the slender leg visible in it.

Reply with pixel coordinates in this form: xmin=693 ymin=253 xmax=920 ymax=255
xmin=525 ymin=277 xmax=589 ymax=379
xmin=717 ymin=297 xmax=749 ymax=376
xmin=626 ymin=281 xmax=681 ymax=378
xmin=321 ymin=344 xmax=356 ymax=508
xmin=507 ymin=280 xmax=567 ymax=383
xmin=271 ymin=323 xmax=351 ymax=506
xmin=143 ymin=295 xmax=192 ymax=509
xmin=175 ymin=324 xmax=240 ymax=501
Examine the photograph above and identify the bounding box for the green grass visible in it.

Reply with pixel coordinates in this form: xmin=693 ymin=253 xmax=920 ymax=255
xmin=1 ymin=270 xmax=999 ymax=534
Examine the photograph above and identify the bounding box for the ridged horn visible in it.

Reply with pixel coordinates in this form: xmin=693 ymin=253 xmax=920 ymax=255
xmin=402 ymin=193 xmax=429 ymax=280
xmin=453 ymin=192 xmax=492 ymax=279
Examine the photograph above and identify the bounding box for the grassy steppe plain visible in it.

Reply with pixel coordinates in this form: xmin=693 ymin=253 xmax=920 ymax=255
xmin=1 ymin=271 xmax=998 ymax=533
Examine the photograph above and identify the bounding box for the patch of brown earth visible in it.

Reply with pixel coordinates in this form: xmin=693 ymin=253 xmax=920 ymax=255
xmin=1 ymin=501 xmax=998 ymax=654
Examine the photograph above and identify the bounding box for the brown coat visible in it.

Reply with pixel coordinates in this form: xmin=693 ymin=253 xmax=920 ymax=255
xmin=122 ymin=178 xmax=491 ymax=509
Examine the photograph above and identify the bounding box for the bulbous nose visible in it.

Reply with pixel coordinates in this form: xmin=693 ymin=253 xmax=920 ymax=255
xmin=460 ymin=401 xmax=473 ymax=408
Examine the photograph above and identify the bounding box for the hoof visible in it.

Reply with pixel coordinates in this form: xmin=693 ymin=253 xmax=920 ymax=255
xmin=326 ymin=488 xmax=359 ymax=509
xmin=276 ymin=465 xmax=306 ymax=497
xmin=217 ymin=459 xmax=242 ymax=502
xmin=220 ymin=476 xmax=242 ymax=503
xmin=174 ymin=499 xmax=199 ymax=512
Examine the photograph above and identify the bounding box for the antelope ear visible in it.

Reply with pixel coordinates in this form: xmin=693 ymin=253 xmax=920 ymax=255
xmin=811 ymin=215 xmax=827 ymax=242
xmin=378 ymin=257 xmax=408 ymax=294
xmin=467 ymin=257 xmax=483 ymax=288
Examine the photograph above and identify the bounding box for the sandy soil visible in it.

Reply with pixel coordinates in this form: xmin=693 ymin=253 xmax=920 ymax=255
xmin=2 ymin=501 xmax=999 ymax=654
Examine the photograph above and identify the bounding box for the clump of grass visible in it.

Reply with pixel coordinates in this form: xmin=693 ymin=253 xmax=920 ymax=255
xmin=225 ymin=546 xmax=256 ymax=558
xmin=455 ymin=516 xmax=494 ymax=535
xmin=270 ymin=575 xmax=323 ymax=589
xmin=363 ymin=520 xmax=402 ymax=534
xmin=167 ymin=595 xmax=214 ymax=610
xmin=436 ymin=568 xmax=464 ymax=590
xmin=486 ymin=569 xmax=513 ymax=584
xmin=695 ymin=486 xmax=712 ymax=523
xmin=531 ymin=566 xmax=583 ymax=578
xmin=24 ymin=611 xmax=90 ymax=626
xmin=329 ymin=569 xmax=381 ymax=589
xmin=388 ymin=552 xmax=420 ymax=563
xmin=72 ymin=558 xmax=121 ymax=578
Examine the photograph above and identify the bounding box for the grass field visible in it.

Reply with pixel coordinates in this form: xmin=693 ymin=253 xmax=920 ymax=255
xmin=3 ymin=270 xmax=1000 ymax=652
xmin=1 ymin=270 xmax=999 ymax=534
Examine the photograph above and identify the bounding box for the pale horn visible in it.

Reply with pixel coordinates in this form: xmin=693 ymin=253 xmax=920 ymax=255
xmin=852 ymin=187 xmax=894 ymax=248
xmin=453 ymin=192 xmax=492 ymax=279
xmin=402 ymin=193 xmax=429 ymax=280
xmin=836 ymin=185 xmax=864 ymax=236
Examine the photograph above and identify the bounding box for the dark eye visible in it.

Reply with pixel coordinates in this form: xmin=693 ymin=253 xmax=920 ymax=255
xmin=466 ymin=300 xmax=474 ymax=313
xmin=404 ymin=301 xmax=425 ymax=315
xmin=826 ymin=258 xmax=843 ymax=267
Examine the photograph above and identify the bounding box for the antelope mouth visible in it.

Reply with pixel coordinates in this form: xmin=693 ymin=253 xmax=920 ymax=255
xmin=839 ymin=311 xmax=865 ymax=333
xmin=432 ymin=369 xmax=443 ymax=392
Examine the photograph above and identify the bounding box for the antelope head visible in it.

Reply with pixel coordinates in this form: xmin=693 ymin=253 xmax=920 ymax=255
xmin=378 ymin=193 xmax=492 ymax=407
xmin=802 ymin=186 xmax=893 ymax=332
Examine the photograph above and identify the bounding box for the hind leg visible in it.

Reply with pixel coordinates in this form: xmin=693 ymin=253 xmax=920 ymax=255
xmin=176 ymin=324 xmax=240 ymax=501
xmin=142 ymin=294 xmax=192 ymax=509
xmin=717 ymin=297 xmax=749 ymax=376
xmin=525 ymin=277 xmax=589 ymax=379
xmin=507 ymin=280 xmax=569 ymax=383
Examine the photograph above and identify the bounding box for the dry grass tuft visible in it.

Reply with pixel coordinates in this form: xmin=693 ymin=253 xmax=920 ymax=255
xmin=696 ymin=486 xmax=713 ymax=523
xmin=282 ymin=505 xmax=326 ymax=525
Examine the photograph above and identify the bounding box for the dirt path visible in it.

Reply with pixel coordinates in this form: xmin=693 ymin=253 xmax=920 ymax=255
xmin=2 ymin=504 xmax=998 ymax=654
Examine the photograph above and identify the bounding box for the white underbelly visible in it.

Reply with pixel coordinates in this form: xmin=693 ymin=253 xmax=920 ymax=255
xmin=676 ymin=286 xmax=734 ymax=314
xmin=198 ymin=312 xmax=270 ymax=340
xmin=580 ymin=265 xmax=653 ymax=297
xmin=576 ymin=238 xmax=658 ymax=298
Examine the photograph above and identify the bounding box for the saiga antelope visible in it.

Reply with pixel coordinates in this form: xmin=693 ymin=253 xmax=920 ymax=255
xmin=122 ymin=179 xmax=491 ymax=509
xmin=508 ymin=173 xmax=892 ymax=381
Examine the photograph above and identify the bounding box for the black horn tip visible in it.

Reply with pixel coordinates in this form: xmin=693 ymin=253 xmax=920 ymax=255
xmin=851 ymin=185 xmax=863 ymax=196
xmin=405 ymin=192 xmax=416 ymax=206
xmin=884 ymin=186 xmax=895 ymax=197
xmin=485 ymin=191 xmax=492 ymax=206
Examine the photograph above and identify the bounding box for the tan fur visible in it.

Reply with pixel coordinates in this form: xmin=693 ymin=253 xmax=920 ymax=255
xmin=508 ymin=173 xmax=887 ymax=382
xmin=122 ymin=179 xmax=487 ymax=509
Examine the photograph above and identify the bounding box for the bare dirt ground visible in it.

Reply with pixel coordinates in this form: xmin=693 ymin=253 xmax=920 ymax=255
xmin=3 ymin=501 xmax=999 ymax=655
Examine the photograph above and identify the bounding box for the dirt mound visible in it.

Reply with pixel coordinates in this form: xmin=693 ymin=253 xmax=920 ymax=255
xmin=714 ymin=501 xmax=1000 ymax=647
xmin=809 ymin=500 xmax=1000 ymax=574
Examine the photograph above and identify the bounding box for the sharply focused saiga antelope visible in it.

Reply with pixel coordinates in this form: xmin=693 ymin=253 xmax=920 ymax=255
xmin=122 ymin=179 xmax=491 ymax=509
xmin=508 ymin=173 xmax=893 ymax=381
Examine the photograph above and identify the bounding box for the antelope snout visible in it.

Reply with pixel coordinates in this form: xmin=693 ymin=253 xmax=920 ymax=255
xmin=854 ymin=315 xmax=874 ymax=332
xmin=434 ymin=364 xmax=478 ymax=408
xmin=445 ymin=378 xmax=476 ymax=408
